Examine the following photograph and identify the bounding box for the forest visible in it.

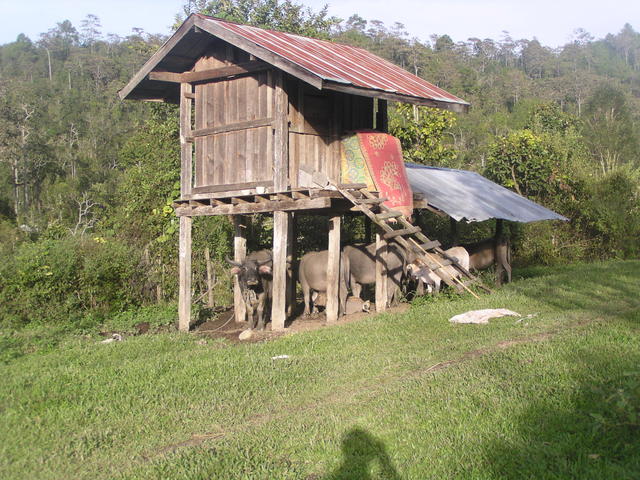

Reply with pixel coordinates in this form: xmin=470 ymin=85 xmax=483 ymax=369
xmin=0 ymin=0 xmax=639 ymax=350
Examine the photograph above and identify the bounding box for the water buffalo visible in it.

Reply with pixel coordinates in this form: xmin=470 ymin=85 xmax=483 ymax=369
xmin=407 ymin=246 xmax=470 ymax=294
xmin=298 ymin=250 xmax=350 ymax=317
xmin=343 ymin=242 xmax=406 ymax=308
xmin=227 ymin=249 xmax=272 ymax=330
xmin=461 ymin=237 xmax=511 ymax=285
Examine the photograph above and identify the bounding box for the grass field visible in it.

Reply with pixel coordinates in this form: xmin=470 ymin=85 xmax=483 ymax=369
xmin=1 ymin=260 xmax=639 ymax=479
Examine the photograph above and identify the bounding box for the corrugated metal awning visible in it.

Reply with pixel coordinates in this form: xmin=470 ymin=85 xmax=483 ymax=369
xmin=119 ymin=14 xmax=469 ymax=112
xmin=406 ymin=163 xmax=568 ymax=223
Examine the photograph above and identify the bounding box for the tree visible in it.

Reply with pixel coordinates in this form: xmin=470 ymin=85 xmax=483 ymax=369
xmin=389 ymin=103 xmax=458 ymax=167
xmin=178 ymin=0 xmax=339 ymax=38
xmin=582 ymin=85 xmax=638 ymax=174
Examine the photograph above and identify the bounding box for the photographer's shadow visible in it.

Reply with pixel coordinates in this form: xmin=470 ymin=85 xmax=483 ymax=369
xmin=325 ymin=428 xmax=401 ymax=480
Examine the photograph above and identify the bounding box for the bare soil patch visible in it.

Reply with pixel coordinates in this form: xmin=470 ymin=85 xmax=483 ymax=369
xmin=195 ymin=303 xmax=410 ymax=343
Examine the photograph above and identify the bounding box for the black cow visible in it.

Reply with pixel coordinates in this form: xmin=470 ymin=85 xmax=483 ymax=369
xmin=228 ymin=249 xmax=273 ymax=330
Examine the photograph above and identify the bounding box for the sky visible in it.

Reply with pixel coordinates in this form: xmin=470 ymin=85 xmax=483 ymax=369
xmin=1 ymin=0 xmax=638 ymax=47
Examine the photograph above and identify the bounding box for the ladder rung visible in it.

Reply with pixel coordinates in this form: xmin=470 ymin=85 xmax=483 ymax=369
xmin=420 ymin=240 xmax=441 ymax=250
xmin=376 ymin=210 xmax=403 ymax=220
xmin=358 ymin=197 xmax=386 ymax=204
xmin=383 ymin=226 xmax=421 ymax=239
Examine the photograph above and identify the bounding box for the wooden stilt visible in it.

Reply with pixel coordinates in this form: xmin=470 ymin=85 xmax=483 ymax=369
xmin=364 ymin=216 xmax=372 ymax=243
xmin=271 ymin=211 xmax=289 ymax=331
xmin=178 ymin=216 xmax=192 ymax=332
xmin=286 ymin=213 xmax=296 ymax=317
xmin=204 ymin=247 xmax=215 ymax=307
xmin=375 ymin=230 xmax=388 ymax=312
xmin=233 ymin=215 xmax=247 ymax=323
xmin=450 ymin=217 xmax=459 ymax=247
xmin=326 ymin=215 xmax=342 ymax=324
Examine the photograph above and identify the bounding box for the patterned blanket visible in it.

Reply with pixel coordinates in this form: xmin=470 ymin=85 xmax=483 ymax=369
xmin=341 ymin=131 xmax=413 ymax=217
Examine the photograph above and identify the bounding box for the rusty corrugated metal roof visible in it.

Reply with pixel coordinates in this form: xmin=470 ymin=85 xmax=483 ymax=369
xmin=198 ymin=15 xmax=468 ymax=109
xmin=119 ymin=14 xmax=469 ymax=111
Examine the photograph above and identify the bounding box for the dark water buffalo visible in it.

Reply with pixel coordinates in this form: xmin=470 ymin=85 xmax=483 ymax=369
xmin=298 ymin=250 xmax=350 ymax=316
xmin=343 ymin=242 xmax=406 ymax=307
xmin=228 ymin=250 xmax=273 ymax=330
xmin=461 ymin=237 xmax=512 ymax=285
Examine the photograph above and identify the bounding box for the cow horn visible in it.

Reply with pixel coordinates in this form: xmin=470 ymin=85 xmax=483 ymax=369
xmin=226 ymin=256 xmax=243 ymax=267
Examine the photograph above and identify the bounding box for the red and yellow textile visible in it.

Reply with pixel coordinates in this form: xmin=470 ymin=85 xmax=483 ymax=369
xmin=340 ymin=131 xmax=413 ymax=217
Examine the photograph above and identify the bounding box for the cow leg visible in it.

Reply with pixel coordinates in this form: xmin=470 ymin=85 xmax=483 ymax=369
xmin=256 ymin=294 xmax=266 ymax=330
xmin=416 ymin=279 xmax=425 ymax=296
xmin=351 ymin=278 xmax=362 ymax=299
xmin=302 ymin=282 xmax=311 ymax=316
xmin=339 ymin=279 xmax=348 ymax=317
xmin=246 ymin=303 xmax=256 ymax=329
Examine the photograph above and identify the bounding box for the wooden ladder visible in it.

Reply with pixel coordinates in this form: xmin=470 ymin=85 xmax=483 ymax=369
xmin=333 ymin=184 xmax=487 ymax=297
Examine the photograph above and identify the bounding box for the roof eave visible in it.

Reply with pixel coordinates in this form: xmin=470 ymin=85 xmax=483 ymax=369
xmin=322 ymin=80 xmax=470 ymax=113
xmin=118 ymin=15 xmax=198 ymax=101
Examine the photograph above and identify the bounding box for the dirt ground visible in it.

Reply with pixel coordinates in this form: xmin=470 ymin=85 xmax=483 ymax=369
xmin=195 ymin=303 xmax=410 ymax=344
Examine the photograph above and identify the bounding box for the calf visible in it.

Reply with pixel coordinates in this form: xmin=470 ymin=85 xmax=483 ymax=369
xmin=298 ymin=250 xmax=350 ymax=317
xmin=462 ymin=237 xmax=511 ymax=285
xmin=227 ymin=250 xmax=273 ymax=330
xmin=343 ymin=242 xmax=406 ymax=308
xmin=407 ymin=246 xmax=470 ymax=294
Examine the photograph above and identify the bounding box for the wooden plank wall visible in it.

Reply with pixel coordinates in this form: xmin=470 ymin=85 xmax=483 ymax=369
xmin=288 ymin=78 xmax=375 ymax=187
xmin=193 ymin=42 xmax=273 ymax=189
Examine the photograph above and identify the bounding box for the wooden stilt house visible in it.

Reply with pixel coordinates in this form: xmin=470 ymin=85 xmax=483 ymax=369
xmin=119 ymin=14 xmax=470 ymax=331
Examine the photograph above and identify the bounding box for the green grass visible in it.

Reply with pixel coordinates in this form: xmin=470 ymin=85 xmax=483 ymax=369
xmin=1 ymin=260 xmax=639 ymax=479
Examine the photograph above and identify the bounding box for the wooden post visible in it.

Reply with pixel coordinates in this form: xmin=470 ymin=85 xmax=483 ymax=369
xmin=271 ymin=211 xmax=289 ymax=331
xmin=326 ymin=215 xmax=341 ymax=324
xmin=364 ymin=216 xmax=372 ymax=243
xmin=204 ymin=247 xmax=215 ymax=307
xmin=450 ymin=217 xmax=459 ymax=247
xmin=375 ymin=230 xmax=388 ymax=312
xmin=286 ymin=213 xmax=296 ymax=317
xmin=271 ymin=69 xmax=290 ymax=331
xmin=494 ymin=219 xmax=505 ymax=287
xmin=178 ymin=216 xmax=192 ymax=332
xmin=233 ymin=215 xmax=247 ymax=322
xmin=180 ymin=82 xmax=193 ymax=197
xmin=178 ymin=83 xmax=193 ymax=332
xmin=273 ymin=70 xmax=289 ymax=192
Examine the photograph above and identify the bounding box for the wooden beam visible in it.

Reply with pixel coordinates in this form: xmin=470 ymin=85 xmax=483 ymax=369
xmin=271 ymin=211 xmax=289 ymax=331
xmin=174 ymin=196 xmax=330 ymax=216
xmin=273 ymin=70 xmax=289 ymax=191
xmin=180 ymin=83 xmax=193 ymax=197
xmin=233 ymin=216 xmax=247 ymax=323
xmin=190 ymin=180 xmax=273 ymax=195
xmin=187 ymin=117 xmax=274 ymax=141
xmin=178 ymin=216 xmax=192 ymax=332
xmin=326 ymin=215 xmax=341 ymax=324
xmin=322 ymin=81 xmax=470 ymax=114
xmin=375 ymin=231 xmax=388 ymax=312
xmin=148 ymin=60 xmax=269 ymax=84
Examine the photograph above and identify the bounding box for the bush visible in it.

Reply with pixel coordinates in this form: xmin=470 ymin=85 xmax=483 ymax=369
xmin=0 ymin=235 xmax=147 ymax=327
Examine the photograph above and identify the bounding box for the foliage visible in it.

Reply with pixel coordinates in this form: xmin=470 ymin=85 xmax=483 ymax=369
xmin=180 ymin=0 xmax=340 ymax=38
xmin=485 ymin=130 xmax=560 ymax=199
xmin=0 ymin=236 xmax=146 ymax=328
xmin=389 ymin=103 xmax=458 ymax=167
